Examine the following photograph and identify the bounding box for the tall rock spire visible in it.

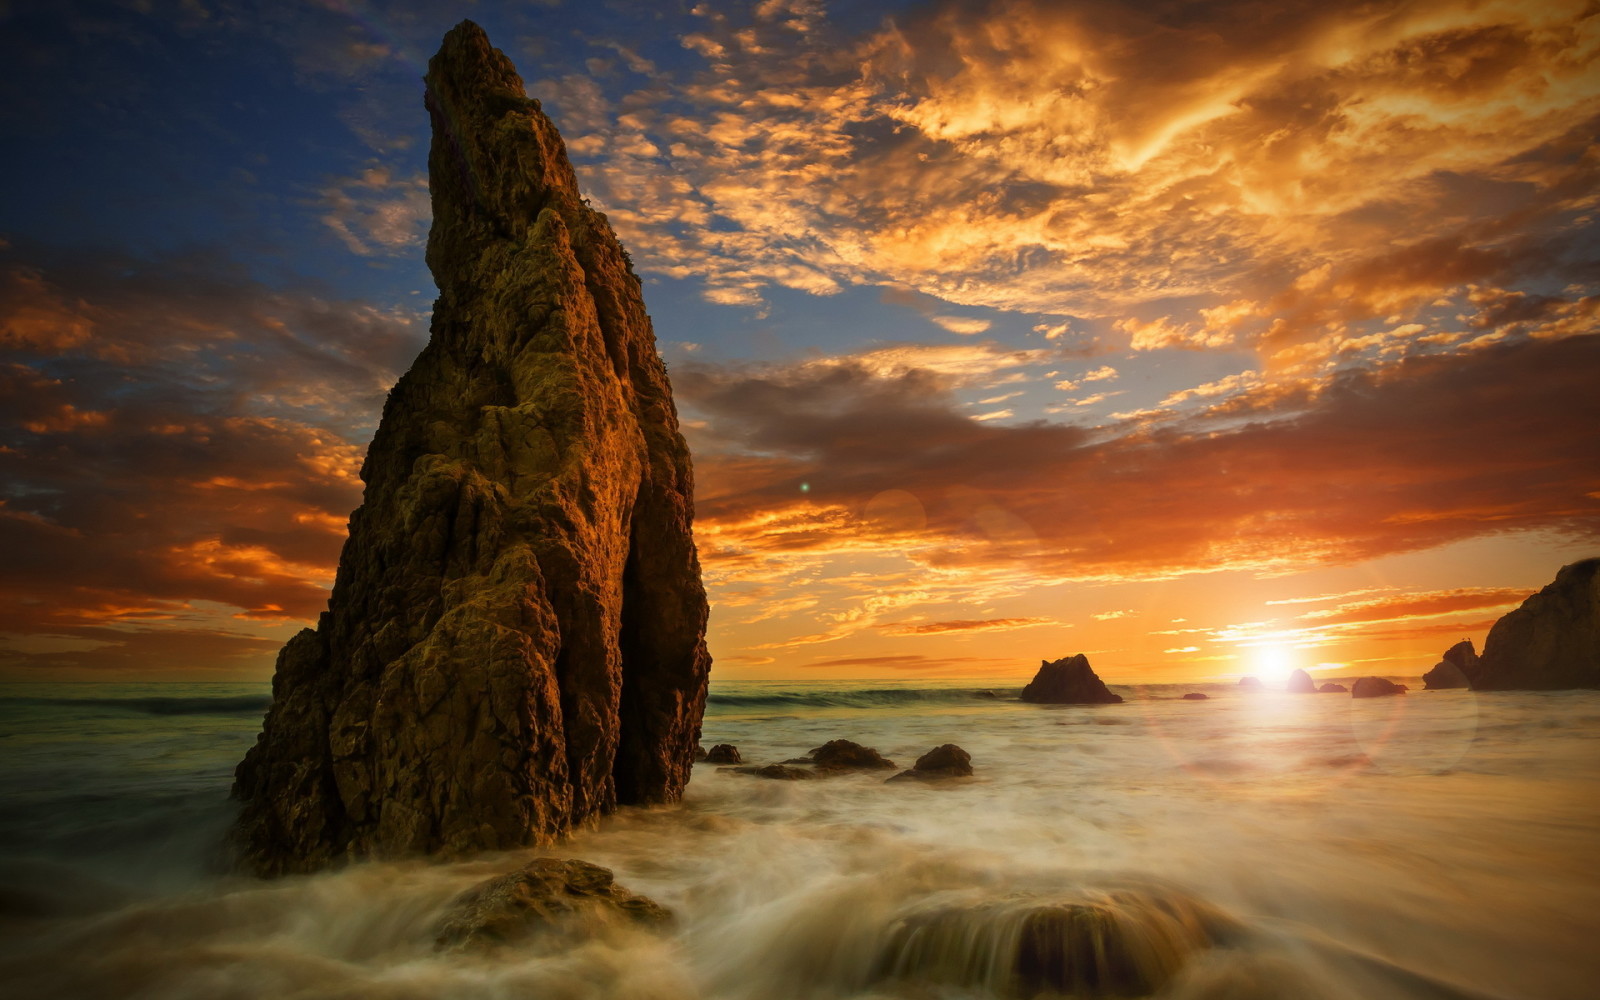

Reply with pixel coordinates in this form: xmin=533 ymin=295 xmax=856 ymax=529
xmin=230 ymin=21 xmax=712 ymax=876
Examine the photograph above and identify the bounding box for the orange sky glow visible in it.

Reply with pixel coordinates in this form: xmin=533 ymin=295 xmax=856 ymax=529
xmin=1 ymin=0 xmax=1596 ymax=684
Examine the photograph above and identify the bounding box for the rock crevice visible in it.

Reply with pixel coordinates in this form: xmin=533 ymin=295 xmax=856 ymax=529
xmin=231 ymin=21 xmax=710 ymax=876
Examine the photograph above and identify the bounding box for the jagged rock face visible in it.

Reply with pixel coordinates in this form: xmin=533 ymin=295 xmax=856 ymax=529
xmin=230 ymin=21 xmax=711 ymax=876
xmin=1021 ymin=655 xmax=1123 ymax=704
xmin=1467 ymin=559 xmax=1600 ymax=691
xmin=1422 ymin=639 xmax=1476 ymax=689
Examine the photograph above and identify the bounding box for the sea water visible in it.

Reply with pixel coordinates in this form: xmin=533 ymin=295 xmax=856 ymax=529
xmin=1 ymin=678 xmax=1597 ymax=999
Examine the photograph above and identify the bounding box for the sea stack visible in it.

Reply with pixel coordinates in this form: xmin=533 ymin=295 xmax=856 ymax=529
xmin=1351 ymin=676 xmax=1407 ymax=698
xmin=1286 ymin=668 xmax=1316 ymax=694
xmin=1021 ymin=654 xmax=1123 ymax=704
xmin=1466 ymin=559 xmax=1599 ymax=691
xmin=1421 ymin=639 xmax=1476 ymax=689
xmin=230 ymin=22 xmax=711 ymax=876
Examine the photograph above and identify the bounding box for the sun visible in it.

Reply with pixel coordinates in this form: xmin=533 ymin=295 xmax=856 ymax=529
xmin=1251 ymin=643 xmax=1297 ymax=687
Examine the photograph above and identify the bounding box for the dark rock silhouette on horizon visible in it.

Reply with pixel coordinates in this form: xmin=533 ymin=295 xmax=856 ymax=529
xmin=1465 ymin=559 xmax=1599 ymax=690
xmin=231 ymin=21 xmax=711 ymax=876
xmin=1021 ymin=655 xmax=1123 ymax=704
xmin=1286 ymin=669 xmax=1317 ymax=694
xmin=433 ymin=858 xmax=670 ymax=951
xmin=1182 ymin=692 xmax=1208 ymax=700
xmin=1422 ymin=639 xmax=1476 ymax=689
xmin=1319 ymin=682 xmax=1348 ymax=693
xmin=1352 ymin=677 xmax=1408 ymax=698
xmin=1237 ymin=676 xmax=1263 ymax=690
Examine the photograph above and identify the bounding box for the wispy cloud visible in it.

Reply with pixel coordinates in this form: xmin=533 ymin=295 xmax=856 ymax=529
xmin=557 ymin=0 xmax=1598 ymax=339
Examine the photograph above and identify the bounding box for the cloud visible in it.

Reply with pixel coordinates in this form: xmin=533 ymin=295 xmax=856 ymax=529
xmin=929 ymin=315 xmax=992 ymax=335
xmin=680 ymin=330 xmax=1600 ymax=587
xmin=0 ymin=244 xmax=424 ymax=674
xmin=1294 ymin=587 xmax=1530 ymax=626
xmin=880 ymin=617 xmax=1056 ymax=635
xmin=317 ymin=165 xmax=431 ymax=256
xmin=801 ymin=653 xmax=1015 ymax=673
xmin=556 ymin=0 xmax=1598 ymax=340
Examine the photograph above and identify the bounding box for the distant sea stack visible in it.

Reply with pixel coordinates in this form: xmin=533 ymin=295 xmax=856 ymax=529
xmin=1352 ymin=677 xmax=1407 ymax=698
xmin=1422 ymin=640 xmax=1476 ymax=690
xmin=1466 ymin=559 xmax=1599 ymax=691
xmin=230 ymin=21 xmax=711 ymax=876
xmin=1021 ymin=655 xmax=1123 ymax=704
xmin=1286 ymin=669 xmax=1316 ymax=694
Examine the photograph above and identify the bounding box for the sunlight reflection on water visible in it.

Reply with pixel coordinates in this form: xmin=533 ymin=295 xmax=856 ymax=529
xmin=0 ymin=681 xmax=1596 ymax=1000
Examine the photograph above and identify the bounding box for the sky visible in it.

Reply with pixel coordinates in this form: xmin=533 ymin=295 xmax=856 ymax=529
xmin=1 ymin=0 xmax=1596 ymax=686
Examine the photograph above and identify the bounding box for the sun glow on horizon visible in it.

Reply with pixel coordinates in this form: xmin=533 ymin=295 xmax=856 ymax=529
xmin=1250 ymin=643 xmax=1299 ymax=688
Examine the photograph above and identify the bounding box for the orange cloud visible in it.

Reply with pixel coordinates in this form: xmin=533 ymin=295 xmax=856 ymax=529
xmin=558 ymin=0 xmax=1597 ymax=340
xmin=880 ymin=617 xmax=1056 ymax=635
xmin=681 ymin=330 xmax=1600 ymax=590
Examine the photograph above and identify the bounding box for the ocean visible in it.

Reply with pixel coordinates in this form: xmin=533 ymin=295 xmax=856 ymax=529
xmin=1 ymin=678 xmax=1597 ymax=999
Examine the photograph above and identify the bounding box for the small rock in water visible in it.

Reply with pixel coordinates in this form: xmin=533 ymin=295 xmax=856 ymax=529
xmin=972 ymin=690 xmax=1000 ymax=700
xmin=1351 ymin=676 xmax=1408 ymax=698
xmin=694 ymin=744 xmax=708 ymax=761
xmin=1237 ymin=676 xmax=1263 ymax=690
xmin=1319 ymin=682 xmax=1348 ymax=693
xmin=1286 ymin=669 xmax=1317 ymax=694
xmin=809 ymin=739 xmax=897 ymax=771
xmin=1181 ymin=692 xmax=1209 ymax=701
xmin=704 ymin=744 xmax=742 ymax=765
xmin=433 ymin=858 xmax=670 ymax=951
xmin=888 ymin=744 xmax=973 ymax=782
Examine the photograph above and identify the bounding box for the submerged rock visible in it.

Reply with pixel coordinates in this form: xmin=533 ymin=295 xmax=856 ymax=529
xmin=1319 ymin=682 xmax=1348 ymax=693
xmin=1351 ymin=677 xmax=1408 ymax=698
xmin=230 ymin=21 xmax=711 ymax=876
xmin=734 ymin=764 xmax=817 ymax=780
xmin=704 ymin=744 xmax=741 ymax=765
xmin=1467 ymin=559 xmax=1600 ymax=691
xmin=1237 ymin=676 xmax=1263 ymax=690
xmin=1423 ymin=639 xmax=1476 ymax=689
xmin=1286 ymin=669 xmax=1317 ymax=694
xmin=1021 ymin=655 xmax=1123 ymax=704
xmin=433 ymin=858 xmax=670 ymax=950
xmin=809 ymin=739 xmax=897 ymax=772
xmin=888 ymin=744 xmax=973 ymax=782
xmin=875 ymin=887 xmax=1232 ymax=998
xmin=1181 ymin=692 xmax=1209 ymax=701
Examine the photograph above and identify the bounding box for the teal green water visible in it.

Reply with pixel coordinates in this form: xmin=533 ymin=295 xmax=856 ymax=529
xmin=2 ymin=680 xmax=1597 ymax=999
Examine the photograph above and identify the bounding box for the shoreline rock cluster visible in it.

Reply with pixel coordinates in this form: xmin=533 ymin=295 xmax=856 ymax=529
xmin=708 ymin=739 xmax=976 ymax=784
